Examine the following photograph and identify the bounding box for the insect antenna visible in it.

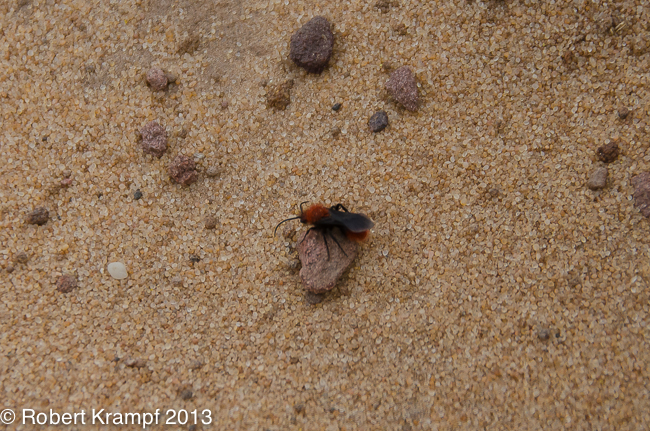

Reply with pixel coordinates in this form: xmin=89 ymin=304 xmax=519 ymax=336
xmin=273 ymin=216 xmax=302 ymax=236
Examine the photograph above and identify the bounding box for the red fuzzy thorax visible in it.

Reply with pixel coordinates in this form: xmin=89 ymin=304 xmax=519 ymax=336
xmin=301 ymin=204 xmax=330 ymax=224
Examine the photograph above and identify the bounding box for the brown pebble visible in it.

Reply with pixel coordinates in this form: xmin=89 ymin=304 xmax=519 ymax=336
xmin=586 ymin=167 xmax=608 ymax=190
xmin=204 ymin=215 xmax=218 ymax=230
xmin=139 ymin=121 xmax=168 ymax=158
xmin=298 ymin=228 xmax=359 ymax=293
xmin=221 ymin=100 xmax=229 ymax=110
xmin=368 ymin=111 xmax=389 ymax=133
xmin=330 ymin=126 xmax=341 ymax=138
xmin=6 ymin=266 xmax=15 ymax=274
xmin=179 ymin=389 xmax=194 ymax=400
xmin=165 ymin=71 xmax=178 ymax=83
xmin=385 ymin=66 xmax=420 ymax=111
xmin=189 ymin=360 xmax=203 ymax=370
xmin=538 ymin=328 xmax=550 ymax=341
xmin=172 ymin=276 xmax=183 ymax=287
xmin=632 ymin=172 xmax=650 ymax=218
xmin=124 ymin=358 xmax=147 ymax=368
xmin=168 ymin=155 xmax=198 ymax=186
xmin=26 ymin=207 xmax=49 ymax=226
xmin=14 ymin=251 xmax=29 ymax=264
xmin=60 ymin=178 xmax=73 ymax=187
xmin=146 ymin=68 xmax=168 ymax=92
xmin=294 ymin=404 xmax=305 ymax=414
xmin=56 ymin=274 xmax=78 ymax=293
xmin=289 ymin=16 xmax=334 ymax=74
xmin=596 ymin=142 xmax=619 ymax=163
xmin=266 ymin=80 xmax=294 ymax=110
xmin=617 ymin=107 xmax=630 ymax=120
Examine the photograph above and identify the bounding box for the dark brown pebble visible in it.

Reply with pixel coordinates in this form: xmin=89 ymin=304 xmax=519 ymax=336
xmin=385 ymin=66 xmax=420 ymax=111
xmin=289 ymin=16 xmax=334 ymax=74
xmin=56 ymin=274 xmax=78 ymax=293
xmin=617 ymin=107 xmax=630 ymax=120
xmin=168 ymin=155 xmax=198 ymax=186
xmin=14 ymin=251 xmax=29 ymax=264
xmin=189 ymin=254 xmax=201 ymax=263
xmin=538 ymin=328 xmax=550 ymax=341
xmin=596 ymin=142 xmax=619 ymax=163
xmin=134 ymin=189 xmax=143 ymax=200
xmin=26 ymin=207 xmax=49 ymax=226
xmin=332 ymin=103 xmax=342 ymax=111
xmin=204 ymin=216 xmax=218 ymax=230
xmin=180 ymin=389 xmax=193 ymax=400
xmin=146 ymin=68 xmax=168 ymax=92
xmin=368 ymin=111 xmax=389 ymax=133
xmin=140 ymin=121 xmax=168 ymax=158
xmin=6 ymin=266 xmax=15 ymax=274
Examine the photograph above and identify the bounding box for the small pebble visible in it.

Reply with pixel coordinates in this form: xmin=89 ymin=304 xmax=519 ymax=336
xmin=60 ymin=178 xmax=72 ymax=187
xmin=56 ymin=274 xmax=78 ymax=293
xmin=6 ymin=266 xmax=15 ymax=274
xmin=165 ymin=71 xmax=178 ymax=84
xmin=289 ymin=16 xmax=334 ymax=74
xmin=172 ymin=276 xmax=183 ymax=287
xmin=221 ymin=100 xmax=229 ymax=110
xmin=134 ymin=189 xmax=143 ymax=200
xmin=189 ymin=254 xmax=201 ymax=263
xmin=331 ymin=126 xmax=341 ymax=138
xmin=204 ymin=215 xmax=218 ymax=229
xmin=266 ymin=80 xmax=294 ymax=110
xmin=146 ymin=68 xmax=168 ymax=91
xmin=596 ymin=142 xmax=619 ymax=163
xmin=13 ymin=251 xmax=29 ymax=264
xmin=139 ymin=121 xmax=168 ymax=158
xmin=385 ymin=66 xmax=420 ymax=111
xmin=632 ymin=172 xmax=650 ymax=218
xmin=368 ymin=111 xmax=389 ymax=133
xmin=332 ymin=103 xmax=342 ymax=112
xmin=586 ymin=167 xmax=608 ymax=190
xmin=107 ymin=262 xmax=128 ymax=280
xmin=206 ymin=166 xmax=222 ymax=178
xmin=26 ymin=207 xmax=49 ymax=226
xmin=124 ymin=358 xmax=147 ymax=368
xmin=189 ymin=360 xmax=203 ymax=370
xmin=168 ymin=155 xmax=198 ymax=186
xmin=617 ymin=107 xmax=630 ymax=120
xmin=179 ymin=389 xmax=194 ymax=400
xmin=538 ymin=328 xmax=551 ymax=341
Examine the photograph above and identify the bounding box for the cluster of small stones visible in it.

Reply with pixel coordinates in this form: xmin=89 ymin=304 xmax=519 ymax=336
xmin=3 ymin=1 xmax=650 ymax=430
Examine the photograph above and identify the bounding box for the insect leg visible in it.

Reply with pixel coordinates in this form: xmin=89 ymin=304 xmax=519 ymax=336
xmin=327 ymin=228 xmax=348 ymax=257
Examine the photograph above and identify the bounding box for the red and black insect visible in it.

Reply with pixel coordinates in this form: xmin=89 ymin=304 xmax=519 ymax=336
xmin=274 ymin=202 xmax=375 ymax=258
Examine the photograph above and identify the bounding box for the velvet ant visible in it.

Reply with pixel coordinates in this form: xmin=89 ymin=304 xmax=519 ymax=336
xmin=274 ymin=202 xmax=375 ymax=258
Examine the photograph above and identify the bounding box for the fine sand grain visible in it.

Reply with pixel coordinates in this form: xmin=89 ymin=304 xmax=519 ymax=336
xmin=2 ymin=0 xmax=650 ymax=429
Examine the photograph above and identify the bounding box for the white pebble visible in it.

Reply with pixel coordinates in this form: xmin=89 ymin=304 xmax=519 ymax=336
xmin=107 ymin=262 xmax=128 ymax=279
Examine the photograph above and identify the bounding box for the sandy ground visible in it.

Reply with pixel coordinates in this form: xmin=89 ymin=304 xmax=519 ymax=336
xmin=2 ymin=0 xmax=650 ymax=429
